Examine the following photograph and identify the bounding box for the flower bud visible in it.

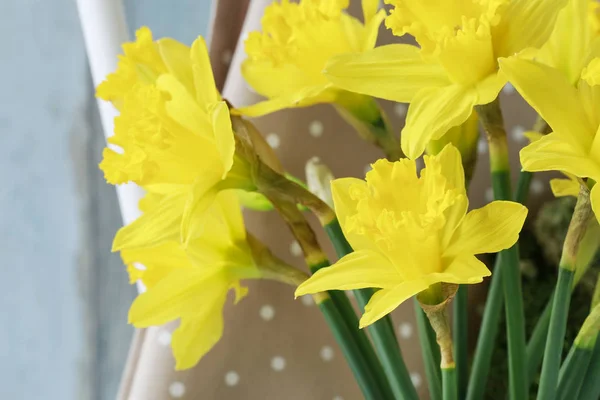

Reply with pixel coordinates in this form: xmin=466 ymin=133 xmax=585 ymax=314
xmin=305 ymin=157 xmax=335 ymax=209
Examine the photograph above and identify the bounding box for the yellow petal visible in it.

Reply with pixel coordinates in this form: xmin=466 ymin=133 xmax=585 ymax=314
xmin=359 ymin=277 xmax=436 ymax=327
xmin=537 ymin=0 xmax=591 ymax=84
xmin=323 ymin=44 xmax=450 ymax=103
xmin=520 ymin=132 xmax=600 ymax=178
xmin=401 ymin=85 xmax=475 ymax=159
xmin=234 ymin=84 xmax=335 ymax=117
xmin=582 ymin=57 xmax=600 ymax=86
xmin=156 ymin=74 xmax=213 ymax=139
xmin=241 ymin=59 xmax=316 ymax=100
xmin=190 ymin=36 xmax=219 ymax=106
xmin=128 ymin=268 xmax=228 ymax=327
xmin=444 ymin=201 xmax=528 ymax=257
xmin=524 ymin=130 xmax=545 ymax=143
xmin=440 ymin=255 xmax=491 ymax=284
xmin=331 ymin=177 xmax=379 ymax=252
xmin=121 ymin=241 xmax=193 ymax=288
xmin=172 ymin=308 xmax=226 ymax=370
xmin=550 ymin=177 xmax=581 ymax=197
xmin=492 ymin=0 xmax=569 ymax=57
xmin=591 ymin=183 xmax=600 ymax=224
xmin=361 ymin=0 xmax=379 ymax=22
xmin=294 ymin=250 xmax=400 ymax=297
xmin=361 ymin=9 xmax=386 ymax=51
xmin=435 ymin=144 xmax=466 ymax=193
xmin=499 ymin=57 xmax=594 ymax=152
xmin=180 ymin=174 xmax=221 ymax=245
xmin=210 ymin=101 xmax=235 ymax=177
xmin=157 ymin=38 xmax=194 ymax=96
xmin=113 ymin=191 xmax=187 ymax=251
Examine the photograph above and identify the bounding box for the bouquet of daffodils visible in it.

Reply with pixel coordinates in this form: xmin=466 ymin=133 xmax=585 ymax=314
xmin=97 ymin=0 xmax=600 ymax=398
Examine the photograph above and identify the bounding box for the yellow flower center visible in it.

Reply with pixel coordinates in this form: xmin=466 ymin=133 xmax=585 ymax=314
xmin=346 ymin=157 xmax=464 ymax=279
xmin=385 ymin=0 xmax=507 ymax=85
xmin=244 ymin=0 xmax=358 ymax=85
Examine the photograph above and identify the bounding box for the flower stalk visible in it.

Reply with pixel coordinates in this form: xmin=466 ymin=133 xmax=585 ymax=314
xmin=538 ymin=186 xmax=593 ymax=400
xmin=475 ymin=98 xmax=528 ymax=400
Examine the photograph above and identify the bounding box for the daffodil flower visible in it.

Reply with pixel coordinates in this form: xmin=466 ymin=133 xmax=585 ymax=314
xmin=235 ymin=0 xmax=385 ymax=117
xmin=321 ymin=0 xmax=569 ymax=159
xmin=98 ymin=28 xmax=256 ymax=249
xmin=123 ymin=192 xmax=261 ymax=370
xmin=295 ymin=145 xmax=527 ymax=327
xmin=499 ymin=56 xmax=600 ymax=222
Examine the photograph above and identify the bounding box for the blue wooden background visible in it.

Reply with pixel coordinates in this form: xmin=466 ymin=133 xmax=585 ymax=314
xmin=0 ymin=1 xmax=211 ymax=398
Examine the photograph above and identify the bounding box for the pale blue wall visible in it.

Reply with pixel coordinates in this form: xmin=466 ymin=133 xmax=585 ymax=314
xmin=0 ymin=1 xmax=211 ymax=399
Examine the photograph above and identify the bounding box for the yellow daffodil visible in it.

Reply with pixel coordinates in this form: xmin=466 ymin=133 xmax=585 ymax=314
xmin=98 ymin=28 xmax=255 ymax=249
xmin=499 ymin=57 xmax=600 ymax=221
xmin=322 ymin=0 xmax=569 ymax=159
xmin=235 ymin=0 xmax=385 ymax=117
xmin=295 ymin=145 xmax=527 ymax=327
xmin=123 ymin=192 xmax=261 ymax=370
xmin=536 ymin=0 xmax=600 ymax=85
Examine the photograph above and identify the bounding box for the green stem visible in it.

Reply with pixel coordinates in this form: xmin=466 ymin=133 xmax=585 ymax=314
xmin=465 ymin=255 xmax=504 ymax=400
xmin=477 ymin=99 xmax=528 ymax=400
xmin=453 ymin=285 xmax=468 ymax=399
xmin=537 ymin=268 xmax=575 ymax=400
xmin=538 ymin=189 xmax=592 ymax=400
xmin=325 ymin=220 xmax=418 ymax=400
xmin=415 ymin=299 xmax=442 ymax=400
xmin=311 ymin=261 xmax=395 ymax=400
xmin=578 ymin=338 xmax=600 ymax=400
xmin=318 ymin=297 xmax=387 ymax=400
xmin=443 ymin=367 xmax=457 ymax=400
xmin=557 ymin=343 xmax=594 ymax=400
xmin=526 ymin=292 xmax=553 ymax=388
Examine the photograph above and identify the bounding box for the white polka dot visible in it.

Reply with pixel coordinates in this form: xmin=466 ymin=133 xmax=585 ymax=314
xmin=309 ymin=120 xmax=324 ymax=137
xmin=477 ymin=139 xmax=488 ymax=154
xmin=333 ymin=396 xmax=344 ymax=400
xmin=290 ymin=240 xmax=302 ymax=257
xmin=398 ymin=322 xmax=413 ymax=339
xmin=510 ymin=125 xmax=526 ymax=142
xmin=531 ymin=178 xmax=545 ymax=194
xmin=260 ymin=304 xmax=275 ymax=321
xmin=301 ymin=295 xmax=314 ymax=306
xmin=485 ymin=187 xmax=494 ymax=202
xmin=225 ymin=371 xmax=240 ymax=387
xmin=157 ymin=329 xmax=172 ymax=346
xmin=364 ymin=164 xmax=372 ymax=175
xmin=221 ymin=49 xmax=233 ymax=65
xmin=169 ymin=382 xmax=186 ymax=398
xmin=271 ymin=356 xmax=286 ymax=371
xmin=502 ymin=82 xmax=516 ymax=95
xmin=320 ymin=346 xmax=335 ymax=362
xmin=410 ymin=372 xmax=422 ymax=388
xmin=394 ymin=103 xmax=407 ymax=117
xmin=266 ymin=132 xmax=281 ymax=149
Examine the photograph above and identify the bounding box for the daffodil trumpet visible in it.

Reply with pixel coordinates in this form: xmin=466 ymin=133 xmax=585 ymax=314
xmin=538 ymin=186 xmax=595 ymax=400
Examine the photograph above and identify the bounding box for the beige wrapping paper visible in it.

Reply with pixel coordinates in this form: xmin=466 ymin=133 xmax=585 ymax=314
xmin=117 ymin=1 xmax=549 ymax=399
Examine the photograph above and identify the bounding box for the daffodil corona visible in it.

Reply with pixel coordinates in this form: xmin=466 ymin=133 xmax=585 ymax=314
xmin=295 ymin=145 xmax=527 ymax=327
xmin=323 ymin=0 xmax=569 ymax=159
